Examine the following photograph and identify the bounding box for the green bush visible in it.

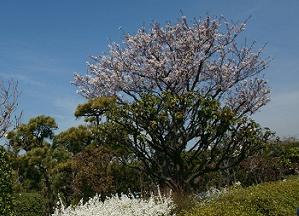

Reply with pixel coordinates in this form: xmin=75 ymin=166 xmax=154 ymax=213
xmin=0 ymin=147 xmax=14 ymax=216
xmin=13 ymin=192 xmax=47 ymax=216
xmin=183 ymin=176 xmax=299 ymax=216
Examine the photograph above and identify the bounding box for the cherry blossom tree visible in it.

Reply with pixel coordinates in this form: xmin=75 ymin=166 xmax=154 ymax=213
xmin=74 ymin=16 xmax=273 ymax=192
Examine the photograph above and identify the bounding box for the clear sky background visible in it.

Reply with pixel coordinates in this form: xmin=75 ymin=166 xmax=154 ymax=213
xmin=0 ymin=0 xmax=298 ymax=138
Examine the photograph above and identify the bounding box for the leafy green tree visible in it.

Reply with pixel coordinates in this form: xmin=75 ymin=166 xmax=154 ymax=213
xmin=73 ymin=98 xmax=131 ymax=155
xmin=20 ymin=146 xmax=71 ymax=214
xmin=111 ymin=93 xmax=272 ymax=191
xmin=53 ymin=125 xmax=93 ymax=154
xmin=51 ymin=159 xmax=75 ymax=206
xmin=6 ymin=115 xmax=72 ymax=214
xmin=75 ymin=97 xmax=116 ymax=126
xmin=7 ymin=115 xmax=58 ymax=152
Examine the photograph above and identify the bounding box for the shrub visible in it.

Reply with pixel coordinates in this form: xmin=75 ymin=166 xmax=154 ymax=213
xmin=197 ymin=140 xmax=299 ymax=189
xmin=13 ymin=192 xmax=47 ymax=216
xmin=53 ymin=191 xmax=175 ymax=216
xmin=183 ymin=176 xmax=299 ymax=216
xmin=0 ymin=147 xmax=14 ymax=216
xmin=71 ymin=146 xmax=115 ymax=203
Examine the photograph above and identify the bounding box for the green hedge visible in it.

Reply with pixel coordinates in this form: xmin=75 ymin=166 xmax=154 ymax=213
xmin=13 ymin=192 xmax=47 ymax=216
xmin=184 ymin=176 xmax=299 ymax=216
xmin=0 ymin=147 xmax=14 ymax=216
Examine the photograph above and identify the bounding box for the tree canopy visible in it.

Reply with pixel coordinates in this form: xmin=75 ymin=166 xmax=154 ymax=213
xmin=74 ymin=16 xmax=270 ymax=115
xmin=74 ymin=16 xmax=272 ymax=191
xmin=7 ymin=115 xmax=58 ymax=152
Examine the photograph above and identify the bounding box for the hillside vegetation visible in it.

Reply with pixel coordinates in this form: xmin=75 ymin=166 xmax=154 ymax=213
xmin=183 ymin=176 xmax=299 ymax=216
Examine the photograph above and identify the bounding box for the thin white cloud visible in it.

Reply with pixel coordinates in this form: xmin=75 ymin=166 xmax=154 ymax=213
xmin=0 ymin=72 xmax=44 ymax=87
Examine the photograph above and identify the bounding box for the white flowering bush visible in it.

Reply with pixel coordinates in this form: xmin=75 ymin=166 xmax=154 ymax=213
xmin=52 ymin=192 xmax=175 ymax=216
xmin=196 ymin=187 xmax=228 ymax=202
xmin=196 ymin=181 xmax=241 ymax=202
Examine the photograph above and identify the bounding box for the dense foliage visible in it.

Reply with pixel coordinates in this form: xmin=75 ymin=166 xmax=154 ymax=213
xmin=183 ymin=176 xmax=299 ymax=216
xmin=13 ymin=192 xmax=47 ymax=216
xmin=116 ymin=93 xmax=273 ymax=191
xmin=0 ymin=146 xmax=14 ymax=216
xmin=7 ymin=115 xmax=58 ymax=152
xmin=7 ymin=115 xmax=151 ymax=214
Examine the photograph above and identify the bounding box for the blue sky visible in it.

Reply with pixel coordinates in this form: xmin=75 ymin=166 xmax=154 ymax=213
xmin=0 ymin=0 xmax=298 ymax=138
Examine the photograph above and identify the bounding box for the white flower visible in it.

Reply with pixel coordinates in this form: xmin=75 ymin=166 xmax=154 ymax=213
xmin=52 ymin=192 xmax=175 ymax=216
